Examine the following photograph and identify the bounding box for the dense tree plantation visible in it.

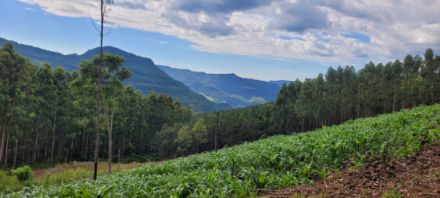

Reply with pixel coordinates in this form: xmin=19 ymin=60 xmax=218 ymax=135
xmin=0 ymin=43 xmax=439 ymax=169
xmin=0 ymin=44 xmax=192 ymax=168
xmin=193 ymin=49 xmax=440 ymax=154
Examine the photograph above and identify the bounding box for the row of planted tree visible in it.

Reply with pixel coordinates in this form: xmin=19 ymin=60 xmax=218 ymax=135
xmin=0 ymin=43 xmax=439 ymax=169
xmin=120 ymin=48 xmax=440 ymax=158
xmin=167 ymin=48 xmax=440 ymax=157
xmin=0 ymin=43 xmax=192 ymax=169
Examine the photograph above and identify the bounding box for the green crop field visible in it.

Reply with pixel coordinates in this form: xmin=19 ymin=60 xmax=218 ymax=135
xmin=8 ymin=104 xmax=440 ymax=197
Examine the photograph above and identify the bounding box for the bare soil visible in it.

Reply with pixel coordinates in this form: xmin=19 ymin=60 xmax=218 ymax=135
xmin=264 ymin=143 xmax=440 ymax=198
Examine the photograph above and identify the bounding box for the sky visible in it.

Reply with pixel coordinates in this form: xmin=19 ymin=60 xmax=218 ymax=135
xmin=1 ymin=0 xmax=440 ymax=81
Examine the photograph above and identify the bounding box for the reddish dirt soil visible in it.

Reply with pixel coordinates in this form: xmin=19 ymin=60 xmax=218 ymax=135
xmin=265 ymin=143 xmax=440 ymax=198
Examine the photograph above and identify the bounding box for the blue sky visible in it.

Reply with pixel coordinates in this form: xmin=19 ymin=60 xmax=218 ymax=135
xmin=1 ymin=0 xmax=439 ymax=81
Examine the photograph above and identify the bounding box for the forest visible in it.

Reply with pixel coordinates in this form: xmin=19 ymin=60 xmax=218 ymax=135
xmin=0 ymin=43 xmax=439 ymax=169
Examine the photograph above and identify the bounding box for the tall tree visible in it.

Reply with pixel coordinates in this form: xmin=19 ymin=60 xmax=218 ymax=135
xmin=94 ymin=0 xmax=112 ymax=180
xmin=100 ymin=54 xmax=131 ymax=173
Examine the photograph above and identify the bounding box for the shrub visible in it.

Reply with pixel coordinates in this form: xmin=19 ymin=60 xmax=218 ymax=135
xmin=12 ymin=165 xmax=33 ymax=182
xmin=0 ymin=170 xmax=21 ymax=194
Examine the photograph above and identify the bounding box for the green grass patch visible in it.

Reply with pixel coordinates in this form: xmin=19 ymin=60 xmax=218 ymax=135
xmin=33 ymin=168 xmax=91 ymax=186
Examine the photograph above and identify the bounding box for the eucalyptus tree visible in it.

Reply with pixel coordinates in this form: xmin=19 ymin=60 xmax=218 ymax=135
xmin=93 ymin=0 xmax=114 ymax=180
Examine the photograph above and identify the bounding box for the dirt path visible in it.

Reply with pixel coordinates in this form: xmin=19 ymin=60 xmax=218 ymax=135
xmin=265 ymin=143 xmax=440 ymax=198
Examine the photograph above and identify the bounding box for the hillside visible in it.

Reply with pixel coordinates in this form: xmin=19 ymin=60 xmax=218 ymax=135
xmin=10 ymin=104 xmax=440 ymax=197
xmin=0 ymin=37 xmax=227 ymax=112
xmin=158 ymin=65 xmax=283 ymax=108
xmin=269 ymin=80 xmax=292 ymax=86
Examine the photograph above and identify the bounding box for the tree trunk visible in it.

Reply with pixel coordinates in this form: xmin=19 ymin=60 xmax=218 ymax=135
xmin=21 ymin=139 xmax=26 ymax=166
xmin=81 ymin=126 xmax=85 ymax=158
xmin=215 ymin=111 xmax=219 ymax=151
xmin=106 ymin=101 xmax=114 ymax=173
xmin=340 ymin=104 xmax=344 ymax=124
xmin=69 ymin=136 xmax=74 ymax=162
xmin=117 ymin=148 xmax=121 ymax=170
xmin=13 ymin=137 xmax=18 ymax=169
xmin=85 ymin=131 xmax=89 ymax=161
xmin=44 ymin=132 xmax=48 ymax=161
xmin=0 ymin=122 xmax=6 ymax=164
xmin=285 ymin=103 xmax=289 ymax=133
xmin=301 ymin=117 xmax=305 ymax=132
xmin=392 ymin=96 xmax=396 ymax=112
xmin=3 ymin=132 xmax=9 ymax=168
xmin=50 ymin=113 xmax=57 ymax=163
xmin=122 ymin=136 xmax=125 ymax=154
xmin=94 ymin=0 xmax=105 ymax=181
xmin=33 ymin=132 xmax=39 ymax=163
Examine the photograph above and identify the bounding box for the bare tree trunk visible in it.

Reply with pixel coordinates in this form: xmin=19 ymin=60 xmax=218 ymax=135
xmin=0 ymin=122 xmax=6 ymax=164
xmin=81 ymin=127 xmax=85 ymax=156
xmin=284 ymin=103 xmax=289 ymax=133
xmin=301 ymin=117 xmax=305 ymax=132
xmin=3 ymin=133 xmax=9 ymax=167
xmin=21 ymin=140 xmax=26 ymax=166
xmin=215 ymin=111 xmax=219 ymax=151
xmin=33 ymin=132 xmax=39 ymax=163
xmin=71 ymin=136 xmax=74 ymax=162
xmin=106 ymin=101 xmax=114 ymax=173
xmin=284 ymin=101 xmax=289 ymax=134
xmin=50 ymin=113 xmax=57 ymax=163
xmin=122 ymin=136 xmax=125 ymax=153
xmin=117 ymin=148 xmax=120 ymax=170
xmin=13 ymin=137 xmax=18 ymax=168
xmin=27 ymin=140 xmax=32 ymax=164
xmin=392 ymin=96 xmax=396 ymax=112
xmin=65 ymin=149 xmax=68 ymax=162
xmin=66 ymin=136 xmax=74 ymax=162
xmin=94 ymin=0 xmax=105 ymax=181
xmin=44 ymin=132 xmax=48 ymax=161
xmin=85 ymin=130 xmax=89 ymax=161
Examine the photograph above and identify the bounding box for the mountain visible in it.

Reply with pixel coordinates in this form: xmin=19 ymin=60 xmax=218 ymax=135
xmin=0 ymin=37 xmax=228 ymax=112
xmin=158 ymin=65 xmax=284 ymax=108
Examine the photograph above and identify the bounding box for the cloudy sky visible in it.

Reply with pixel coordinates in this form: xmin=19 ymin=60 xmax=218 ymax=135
xmin=1 ymin=0 xmax=440 ymax=80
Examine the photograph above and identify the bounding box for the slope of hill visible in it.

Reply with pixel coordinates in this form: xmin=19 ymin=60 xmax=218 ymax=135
xmin=0 ymin=37 xmax=228 ymax=112
xmin=12 ymin=104 xmax=440 ymax=197
xmin=269 ymin=80 xmax=292 ymax=86
xmin=158 ymin=65 xmax=283 ymax=108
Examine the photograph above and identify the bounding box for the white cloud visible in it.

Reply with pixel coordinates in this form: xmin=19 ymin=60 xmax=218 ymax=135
xmin=19 ymin=0 xmax=440 ymax=65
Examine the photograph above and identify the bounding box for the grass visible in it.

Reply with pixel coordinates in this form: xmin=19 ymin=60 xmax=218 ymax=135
xmin=0 ymin=161 xmax=143 ymax=195
xmin=33 ymin=161 xmax=143 ymax=186
xmin=34 ymin=168 xmax=93 ymax=186
xmin=7 ymin=104 xmax=440 ymax=197
xmin=381 ymin=188 xmax=403 ymax=198
xmin=33 ymin=161 xmax=143 ymax=183
xmin=0 ymin=170 xmax=23 ymax=194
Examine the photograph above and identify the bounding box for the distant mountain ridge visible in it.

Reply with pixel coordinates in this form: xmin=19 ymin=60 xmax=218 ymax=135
xmin=0 ymin=37 xmax=228 ymax=112
xmin=158 ymin=65 xmax=287 ymax=108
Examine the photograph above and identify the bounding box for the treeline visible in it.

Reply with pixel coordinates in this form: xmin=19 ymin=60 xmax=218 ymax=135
xmin=155 ymin=48 xmax=440 ymax=157
xmin=0 ymin=44 xmax=192 ymax=168
xmin=0 ymin=43 xmax=439 ymax=168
